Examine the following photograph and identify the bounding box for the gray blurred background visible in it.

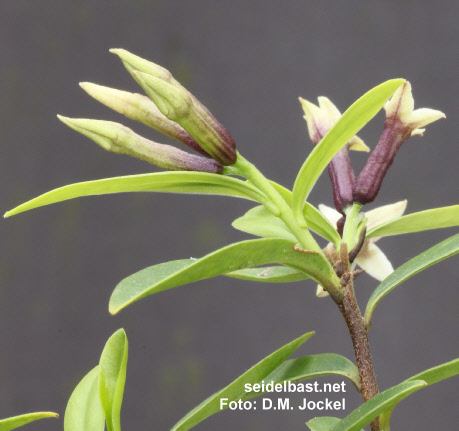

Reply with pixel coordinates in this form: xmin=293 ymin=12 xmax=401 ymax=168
xmin=1 ymin=1 xmax=458 ymax=430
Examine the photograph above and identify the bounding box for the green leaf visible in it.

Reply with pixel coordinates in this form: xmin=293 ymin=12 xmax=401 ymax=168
xmin=171 ymin=332 xmax=314 ymax=431
xmin=269 ymin=181 xmax=340 ymax=243
xmin=243 ymin=353 xmax=360 ymax=400
xmin=329 ymin=380 xmax=426 ymax=431
xmin=379 ymin=358 xmax=459 ymax=430
xmin=0 ymin=412 xmax=58 ymax=431
xmin=64 ymin=366 xmax=105 ymax=431
xmin=306 ymin=417 xmax=363 ymax=431
xmin=232 ymin=206 xmax=298 ymax=241
xmin=109 ymin=239 xmax=339 ymax=314
xmin=365 ymin=233 xmax=459 ymax=329
xmin=99 ymin=329 xmax=128 ymax=431
xmin=225 ymin=266 xmax=309 ymax=283
xmin=4 ymin=172 xmax=270 ymax=218
xmin=233 ymin=203 xmax=340 ymax=244
xmin=407 ymin=357 xmax=459 ymax=386
xmin=292 ymin=79 xmax=404 ymax=224
xmin=366 ymin=205 xmax=459 ymax=238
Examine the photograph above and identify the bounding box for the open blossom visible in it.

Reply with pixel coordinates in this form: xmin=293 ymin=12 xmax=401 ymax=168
xmin=353 ymin=81 xmax=445 ymax=205
xmin=316 ymin=200 xmax=407 ymax=297
xmin=300 ymin=96 xmax=368 ymax=214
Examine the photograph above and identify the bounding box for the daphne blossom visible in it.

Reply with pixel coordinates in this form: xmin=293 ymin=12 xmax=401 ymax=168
xmin=316 ymin=200 xmax=407 ymax=297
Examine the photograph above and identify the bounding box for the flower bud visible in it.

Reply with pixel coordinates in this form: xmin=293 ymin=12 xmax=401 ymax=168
xmin=353 ymin=81 xmax=445 ymax=205
xmin=79 ymin=82 xmax=209 ymax=157
xmin=111 ymin=49 xmax=237 ymax=166
xmin=57 ymin=116 xmax=222 ymax=174
xmin=300 ymin=97 xmax=367 ymax=213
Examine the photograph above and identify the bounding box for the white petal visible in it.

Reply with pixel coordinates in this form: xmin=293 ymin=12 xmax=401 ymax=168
xmin=406 ymin=108 xmax=446 ymax=130
xmin=318 ymin=204 xmax=342 ymax=226
xmin=384 ymin=81 xmax=414 ymax=122
xmin=355 ymin=242 xmax=394 ymax=281
xmin=365 ymin=200 xmax=407 ymax=231
xmin=299 ymin=98 xmax=328 ymax=143
xmin=316 ymin=284 xmax=330 ymax=298
xmin=318 ymin=96 xmax=341 ymax=123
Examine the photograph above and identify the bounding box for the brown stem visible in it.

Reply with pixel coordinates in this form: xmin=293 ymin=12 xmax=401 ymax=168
xmin=337 ymin=278 xmax=380 ymax=431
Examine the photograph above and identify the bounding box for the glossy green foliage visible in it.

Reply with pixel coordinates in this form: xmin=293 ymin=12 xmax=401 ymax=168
xmin=233 ymin=203 xmax=339 ymax=243
xmin=4 ymin=172 xmax=269 ymax=218
xmin=242 ymin=353 xmax=360 ymax=400
xmin=171 ymin=332 xmax=313 ymax=431
xmin=64 ymin=366 xmax=105 ymax=431
xmin=367 ymin=205 xmax=459 ymax=238
xmin=99 ymin=329 xmax=128 ymax=431
xmin=292 ymin=79 xmax=404 ymax=224
xmin=365 ymin=233 xmax=459 ymax=329
xmin=0 ymin=412 xmax=58 ymax=431
xmin=306 ymin=417 xmax=363 ymax=431
xmin=330 ymin=381 xmax=426 ymax=431
xmin=109 ymin=239 xmax=340 ymax=314
xmin=225 ymin=266 xmax=309 ymax=283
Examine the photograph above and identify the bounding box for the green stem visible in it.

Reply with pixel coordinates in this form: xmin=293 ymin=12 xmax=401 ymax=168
xmin=227 ymin=152 xmax=321 ymax=253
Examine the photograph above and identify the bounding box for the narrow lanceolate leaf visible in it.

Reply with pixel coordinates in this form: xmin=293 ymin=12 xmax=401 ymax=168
xmin=365 ymin=233 xmax=459 ymax=329
xmin=0 ymin=412 xmax=58 ymax=431
xmin=64 ymin=366 xmax=105 ymax=431
xmin=243 ymin=353 xmax=360 ymax=401
xmin=4 ymin=172 xmax=270 ymax=218
xmin=306 ymin=417 xmax=363 ymax=431
xmin=292 ymin=79 xmax=404 ymax=225
xmin=379 ymin=358 xmax=459 ymax=429
xmin=99 ymin=329 xmax=128 ymax=431
xmin=171 ymin=332 xmax=313 ymax=431
xmin=329 ymin=381 xmax=426 ymax=431
xmin=268 ymin=181 xmax=340 ymax=243
xmin=225 ymin=266 xmax=309 ymax=283
xmin=366 ymin=205 xmax=459 ymax=238
xmin=232 ymin=206 xmax=298 ymax=242
xmin=109 ymin=239 xmax=339 ymax=314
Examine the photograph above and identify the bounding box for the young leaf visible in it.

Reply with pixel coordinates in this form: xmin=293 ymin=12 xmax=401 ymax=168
xmin=379 ymin=358 xmax=459 ymax=429
xmin=365 ymin=233 xmax=459 ymax=329
xmin=0 ymin=412 xmax=58 ymax=431
xmin=366 ymin=205 xmax=459 ymax=238
xmin=4 ymin=172 xmax=270 ymax=218
xmin=292 ymin=79 xmax=404 ymax=224
xmin=233 ymin=204 xmax=340 ymax=244
xmin=171 ymin=332 xmax=314 ymax=431
xmin=109 ymin=239 xmax=340 ymax=314
xmin=64 ymin=366 xmax=105 ymax=431
xmin=242 ymin=353 xmax=360 ymax=400
xmin=269 ymin=181 xmax=341 ymax=243
xmin=329 ymin=380 xmax=426 ymax=431
xmin=99 ymin=329 xmax=128 ymax=431
xmin=306 ymin=417 xmax=363 ymax=431
xmin=225 ymin=266 xmax=309 ymax=283
xmin=232 ymin=206 xmax=298 ymax=242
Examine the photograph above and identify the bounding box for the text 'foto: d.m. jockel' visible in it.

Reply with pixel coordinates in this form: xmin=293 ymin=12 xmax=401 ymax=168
xmin=58 ymin=49 xmax=237 ymax=174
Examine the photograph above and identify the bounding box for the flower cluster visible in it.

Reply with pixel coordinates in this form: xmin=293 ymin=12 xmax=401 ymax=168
xmin=59 ymin=49 xmax=236 ymax=173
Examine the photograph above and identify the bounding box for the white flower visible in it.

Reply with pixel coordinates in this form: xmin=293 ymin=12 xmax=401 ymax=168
xmin=316 ymin=200 xmax=407 ymax=297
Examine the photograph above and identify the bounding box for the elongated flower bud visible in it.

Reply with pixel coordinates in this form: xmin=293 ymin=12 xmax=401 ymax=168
xmin=353 ymin=81 xmax=445 ymax=205
xmin=79 ymin=82 xmax=209 ymax=157
xmin=57 ymin=116 xmax=222 ymax=174
xmin=300 ymin=97 xmax=368 ymax=214
xmin=110 ymin=49 xmax=237 ymax=166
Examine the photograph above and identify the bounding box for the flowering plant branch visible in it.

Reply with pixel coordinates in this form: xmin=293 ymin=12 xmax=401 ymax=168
xmin=3 ymin=49 xmax=458 ymax=431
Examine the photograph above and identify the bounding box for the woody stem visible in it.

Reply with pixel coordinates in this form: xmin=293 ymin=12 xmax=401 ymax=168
xmin=336 ymin=275 xmax=380 ymax=431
